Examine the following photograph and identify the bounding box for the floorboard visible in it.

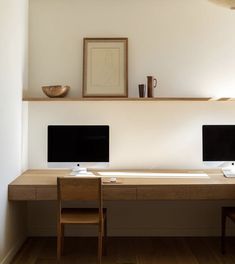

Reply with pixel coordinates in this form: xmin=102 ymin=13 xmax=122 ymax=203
xmin=10 ymin=237 xmax=235 ymax=264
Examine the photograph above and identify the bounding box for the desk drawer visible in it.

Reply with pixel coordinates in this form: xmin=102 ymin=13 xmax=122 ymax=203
xmin=137 ymin=185 xmax=235 ymax=200
xmin=36 ymin=187 xmax=57 ymax=200
xmin=8 ymin=186 xmax=36 ymax=200
xmin=137 ymin=186 xmax=188 ymax=200
xmin=103 ymin=187 xmax=136 ymax=200
xmin=137 ymin=186 xmax=205 ymax=200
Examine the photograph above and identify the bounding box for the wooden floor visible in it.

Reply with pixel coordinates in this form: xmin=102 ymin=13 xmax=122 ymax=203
xmin=11 ymin=237 xmax=235 ymax=264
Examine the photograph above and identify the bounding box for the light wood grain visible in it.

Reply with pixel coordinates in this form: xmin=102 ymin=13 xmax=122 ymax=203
xmin=23 ymin=97 xmax=230 ymax=102
xmin=36 ymin=187 xmax=57 ymax=200
xmin=137 ymin=185 xmax=235 ymax=200
xmin=8 ymin=186 xmax=36 ymax=200
xmin=103 ymin=187 xmax=136 ymax=200
xmin=9 ymin=169 xmax=229 ymax=186
xmin=58 ymin=177 xmax=101 ymax=201
xmin=57 ymin=177 xmax=106 ymax=263
xmin=8 ymin=169 xmax=235 ymax=201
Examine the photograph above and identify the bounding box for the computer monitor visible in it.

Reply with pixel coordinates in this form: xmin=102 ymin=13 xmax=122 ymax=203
xmin=202 ymin=125 xmax=235 ymax=172
xmin=47 ymin=125 xmax=109 ymax=173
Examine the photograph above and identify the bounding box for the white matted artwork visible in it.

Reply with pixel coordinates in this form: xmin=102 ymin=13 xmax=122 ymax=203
xmin=83 ymin=38 xmax=128 ymax=97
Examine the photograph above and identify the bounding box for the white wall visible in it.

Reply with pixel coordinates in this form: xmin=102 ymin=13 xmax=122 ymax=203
xmin=0 ymin=0 xmax=28 ymax=263
xmin=29 ymin=0 xmax=235 ymax=98
xmin=28 ymin=101 xmax=235 ymax=170
xmin=27 ymin=0 xmax=235 ymax=237
xmin=27 ymin=101 xmax=235 ymax=237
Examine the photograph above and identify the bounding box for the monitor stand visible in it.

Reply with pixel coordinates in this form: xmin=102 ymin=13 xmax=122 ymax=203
xmin=70 ymin=166 xmax=88 ymax=176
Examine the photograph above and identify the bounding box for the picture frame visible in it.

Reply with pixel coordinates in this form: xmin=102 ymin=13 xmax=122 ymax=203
xmin=83 ymin=38 xmax=128 ymax=98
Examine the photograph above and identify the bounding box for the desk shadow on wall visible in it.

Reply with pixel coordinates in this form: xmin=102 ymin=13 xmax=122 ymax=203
xmin=27 ymin=200 xmax=235 ymax=237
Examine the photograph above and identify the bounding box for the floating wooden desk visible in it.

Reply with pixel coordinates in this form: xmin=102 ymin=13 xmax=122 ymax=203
xmin=8 ymin=169 xmax=235 ymax=201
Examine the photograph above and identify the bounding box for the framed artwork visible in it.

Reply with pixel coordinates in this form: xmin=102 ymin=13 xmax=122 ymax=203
xmin=83 ymin=38 xmax=128 ymax=98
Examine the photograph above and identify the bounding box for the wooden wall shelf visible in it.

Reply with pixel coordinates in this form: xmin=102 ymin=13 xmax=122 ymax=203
xmin=22 ymin=97 xmax=234 ymax=102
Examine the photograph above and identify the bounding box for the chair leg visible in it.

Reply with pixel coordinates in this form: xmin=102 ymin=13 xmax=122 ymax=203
xmin=98 ymin=223 xmax=103 ymax=264
xmin=57 ymin=222 xmax=62 ymax=262
xmin=221 ymin=208 xmax=227 ymax=254
xmin=103 ymin=216 xmax=107 ymax=256
xmin=61 ymin=224 xmax=64 ymax=255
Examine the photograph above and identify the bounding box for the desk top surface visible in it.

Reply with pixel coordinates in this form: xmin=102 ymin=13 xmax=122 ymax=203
xmin=9 ymin=169 xmax=235 ymax=187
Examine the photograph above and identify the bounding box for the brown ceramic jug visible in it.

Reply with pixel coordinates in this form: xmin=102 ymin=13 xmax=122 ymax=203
xmin=147 ymin=76 xmax=157 ymax=98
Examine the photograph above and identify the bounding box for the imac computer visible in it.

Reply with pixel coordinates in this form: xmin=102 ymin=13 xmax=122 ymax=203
xmin=203 ymin=125 xmax=235 ymax=177
xmin=47 ymin=125 xmax=109 ymax=175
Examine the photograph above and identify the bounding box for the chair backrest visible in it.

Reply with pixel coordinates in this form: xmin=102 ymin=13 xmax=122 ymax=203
xmin=57 ymin=177 xmax=103 ymax=227
xmin=57 ymin=177 xmax=102 ymax=202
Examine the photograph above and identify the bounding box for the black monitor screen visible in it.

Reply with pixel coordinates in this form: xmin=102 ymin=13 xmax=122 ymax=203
xmin=203 ymin=125 xmax=235 ymax=161
xmin=48 ymin=125 xmax=109 ymax=162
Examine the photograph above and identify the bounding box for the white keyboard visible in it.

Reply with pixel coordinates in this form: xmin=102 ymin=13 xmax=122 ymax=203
xmin=223 ymin=169 xmax=235 ymax=178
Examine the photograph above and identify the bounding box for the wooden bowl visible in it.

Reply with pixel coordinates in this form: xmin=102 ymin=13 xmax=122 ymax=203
xmin=42 ymin=85 xmax=70 ymax=98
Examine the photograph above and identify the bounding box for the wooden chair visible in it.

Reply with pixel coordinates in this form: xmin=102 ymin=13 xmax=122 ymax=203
xmin=221 ymin=206 xmax=235 ymax=254
xmin=57 ymin=177 xmax=107 ymax=263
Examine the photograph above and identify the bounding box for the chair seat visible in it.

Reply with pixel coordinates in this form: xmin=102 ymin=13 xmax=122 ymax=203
xmin=61 ymin=208 xmax=106 ymax=224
